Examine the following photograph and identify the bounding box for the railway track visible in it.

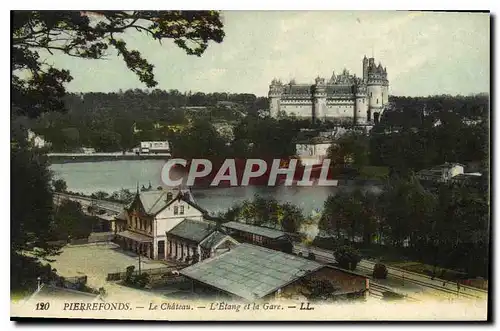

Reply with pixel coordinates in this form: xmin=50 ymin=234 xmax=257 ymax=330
xmin=293 ymin=244 xmax=487 ymax=301
xmin=54 ymin=193 xmax=124 ymax=214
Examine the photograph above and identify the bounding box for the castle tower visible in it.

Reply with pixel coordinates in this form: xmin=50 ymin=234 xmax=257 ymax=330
xmin=362 ymin=55 xmax=368 ymax=82
xmin=354 ymin=77 xmax=368 ymax=125
xmin=313 ymin=76 xmax=327 ymax=121
xmin=268 ymin=78 xmax=283 ymax=118
xmin=366 ymin=57 xmax=388 ymax=123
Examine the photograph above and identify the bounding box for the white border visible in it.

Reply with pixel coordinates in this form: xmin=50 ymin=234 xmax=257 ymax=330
xmin=3 ymin=2 xmax=497 ymax=331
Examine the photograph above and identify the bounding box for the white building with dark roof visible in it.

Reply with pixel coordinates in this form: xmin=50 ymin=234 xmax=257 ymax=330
xmin=115 ymin=187 xmax=211 ymax=260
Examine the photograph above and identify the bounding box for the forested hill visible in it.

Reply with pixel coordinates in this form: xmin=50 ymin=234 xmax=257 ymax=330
xmin=30 ymin=89 xmax=268 ymax=152
xmin=28 ymin=90 xmax=489 ymax=158
xmin=385 ymin=94 xmax=489 ymax=128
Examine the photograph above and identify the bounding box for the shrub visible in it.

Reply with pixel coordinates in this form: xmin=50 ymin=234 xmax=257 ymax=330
xmin=125 ymin=265 xmax=135 ymax=283
xmin=134 ymin=273 xmax=150 ymax=288
xmin=334 ymin=246 xmax=362 ymax=270
xmin=373 ymin=263 xmax=388 ymax=279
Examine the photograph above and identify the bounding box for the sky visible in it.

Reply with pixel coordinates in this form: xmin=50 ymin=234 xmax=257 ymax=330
xmin=46 ymin=11 xmax=490 ymax=97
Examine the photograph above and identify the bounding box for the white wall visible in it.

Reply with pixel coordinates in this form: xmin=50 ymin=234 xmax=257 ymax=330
xmin=449 ymin=165 xmax=465 ymax=178
xmin=155 ymin=200 xmax=204 ymax=236
xmin=367 ymin=84 xmax=383 ymax=109
xmin=296 ymin=143 xmax=332 ymax=166
xmin=281 ymin=103 xmax=313 ymax=118
xmin=323 ymin=103 xmax=355 ymax=119
xmin=382 ymin=85 xmax=389 ymax=105
xmin=269 ymin=97 xmax=281 ymax=117
xmin=356 ymin=97 xmax=368 ymax=123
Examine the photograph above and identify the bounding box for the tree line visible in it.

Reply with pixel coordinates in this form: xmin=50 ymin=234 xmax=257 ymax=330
xmin=317 ymin=177 xmax=489 ymax=278
xmin=222 ymin=195 xmax=305 ymax=233
xmin=29 ymin=90 xmax=267 ymax=152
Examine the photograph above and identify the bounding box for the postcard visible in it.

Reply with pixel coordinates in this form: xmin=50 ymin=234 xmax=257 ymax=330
xmin=11 ymin=10 xmax=490 ymax=321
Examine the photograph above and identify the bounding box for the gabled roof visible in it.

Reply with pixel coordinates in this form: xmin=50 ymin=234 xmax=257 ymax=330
xmin=129 ymin=188 xmax=207 ymax=216
xmin=115 ymin=209 xmax=127 ymax=221
xmin=138 ymin=190 xmax=172 ymax=215
xmin=200 ymin=231 xmax=232 ymax=250
xmin=167 ymin=219 xmax=215 ymax=243
xmin=180 ymin=243 xmax=323 ymax=301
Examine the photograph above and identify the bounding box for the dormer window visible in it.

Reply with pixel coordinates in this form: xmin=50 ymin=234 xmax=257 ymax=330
xmin=166 ymin=192 xmax=173 ymax=201
xmin=174 ymin=206 xmax=179 ymax=215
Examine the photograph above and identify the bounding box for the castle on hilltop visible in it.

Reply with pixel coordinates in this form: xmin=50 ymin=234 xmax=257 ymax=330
xmin=268 ymin=56 xmax=389 ymax=124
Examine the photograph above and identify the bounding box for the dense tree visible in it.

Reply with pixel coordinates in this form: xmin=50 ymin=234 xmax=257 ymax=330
xmin=326 ymin=132 xmax=370 ymax=170
xmin=11 ymin=138 xmax=57 ymax=257
xmin=372 ymin=94 xmax=489 ymax=176
xmin=169 ymin=119 xmax=230 ymax=159
xmin=334 ymin=245 xmax=362 ymax=270
xmin=52 ymin=178 xmax=67 ymax=192
xmin=52 ymin=200 xmax=94 ymax=240
xmin=224 ymin=195 xmax=305 ymax=233
xmin=316 ymin=177 xmax=489 ymax=277
xmin=279 ymin=202 xmax=305 ymax=233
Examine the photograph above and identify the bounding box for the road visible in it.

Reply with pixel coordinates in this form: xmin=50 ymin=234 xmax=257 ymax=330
xmin=54 ymin=193 xmax=125 ymax=214
xmin=293 ymin=243 xmax=488 ymax=301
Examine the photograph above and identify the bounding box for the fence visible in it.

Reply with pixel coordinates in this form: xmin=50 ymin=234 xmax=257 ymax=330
xmin=48 ymin=275 xmax=89 ymax=290
xmin=459 ymin=279 xmax=488 ymax=290
xmin=106 ymin=266 xmax=181 ymax=281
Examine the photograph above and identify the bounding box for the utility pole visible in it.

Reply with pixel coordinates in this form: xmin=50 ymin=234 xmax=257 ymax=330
xmin=138 ymin=247 xmax=142 ymax=275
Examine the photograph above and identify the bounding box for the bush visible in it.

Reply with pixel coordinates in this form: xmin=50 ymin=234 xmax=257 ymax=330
xmin=373 ymin=263 xmax=388 ymax=279
xmin=334 ymin=246 xmax=362 ymax=270
xmin=125 ymin=265 xmax=135 ymax=283
xmin=134 ymin=273 xmax=150 ymax=288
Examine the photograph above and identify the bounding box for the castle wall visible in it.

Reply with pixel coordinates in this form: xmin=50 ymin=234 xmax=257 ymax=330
xmin=367 ymin=84 xmax=383 ymax=110
xmin=314 ymin=97 xmax=327 ymax=120
xmin=280 ymin=103 xmax=314 ymax=118
xmin=269 ymin=97 xmax=281 ymax=117
xmin=382 ymin=85 xmax=389 ymax=105
xmin=324 ymin=101 xmax=355 ymax=120
xmin=355 ymin=96 xmax=368 ymax=124
xmin=268 ymin=56 xmax=388 ymax=123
